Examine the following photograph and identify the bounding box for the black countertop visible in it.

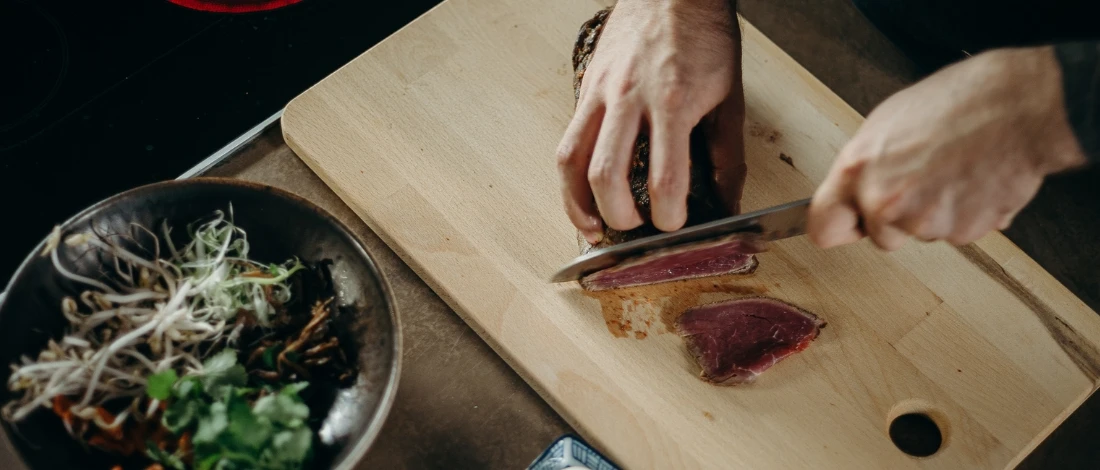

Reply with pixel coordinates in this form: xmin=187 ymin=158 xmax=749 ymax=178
xmin=0 ymin=0 xmax=441 ymax=282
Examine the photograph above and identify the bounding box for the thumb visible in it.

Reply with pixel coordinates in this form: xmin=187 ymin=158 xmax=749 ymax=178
xmin=808 ymin=160 xmax=866 ymax=248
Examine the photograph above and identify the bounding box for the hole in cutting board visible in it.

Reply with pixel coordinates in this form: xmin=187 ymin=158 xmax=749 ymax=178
xmin=889 ymin=413 xmax=942 ymax=457
xmin=887 ymin=400 xmax=948 ymax=458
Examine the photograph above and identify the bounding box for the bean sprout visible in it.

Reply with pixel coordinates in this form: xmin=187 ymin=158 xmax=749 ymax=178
xmin=3 ymin=206 xmax=304 ymax=431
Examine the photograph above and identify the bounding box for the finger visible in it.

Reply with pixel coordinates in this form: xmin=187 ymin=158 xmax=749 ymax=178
xmin=948 ymin=208 xmax=1001 ymax=245
xmin=808 ymin=161 xmax=865 ymax=249
xmin=996 ymin=208 xmax=1020 ymax=230
xmin=895 ymin=188 xmax=955 ymax=242
xmin=918 ymin=200 xmax=955 ymax=241
xmin=853 ymin=169 xmax=913 ymax=251
xmin=589 ymin=102 xmax=645 ymax=231
xmin=865 ymin=222 xmax=909 ymax=251
xmin=854 ymin=173 xmax=910 ymax=229
xmin=996 ymin=178 xmax=1041 ymax=230
xmin=647 ymin=113 xmax=692 ymax=231
xmin=556 ymin=101 xmax=607 ymax=243
xmin=948 ymin=185 xmax=1015 ymax=244
xmin=707 ymin=95 xmax=748 ymax=215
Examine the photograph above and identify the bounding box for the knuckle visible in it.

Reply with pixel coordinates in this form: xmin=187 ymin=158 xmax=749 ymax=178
xmin=648 ymin=170 xmax=686 ymax=198
xmin=862 ymin=193 xmax=894 ymax=219
xmin=839 ymin=161 xmax=864 ymax=178
xmin=912 ymin=213 xmax=945 ymax=239
xmin=588 ymin=164 xmax=616 ymax=189
xmin=610 ymin=75 xmax=638 ymax=101
xmin=830 ymin=157 xmax=866 ymax=186
xmin=656 ymin=87 xmax=688 ymax=110
xmin=862 ymin=184 xmax=905 ymax=220
xmin=657 ymin=58 xmax=688 ymax=87
xmin=555 ymin=144 xmax=581 ymax=169
xmin=576 ymin=84 xmax=592 ymax=106
xmin=860 ymin=211 xmax=886 ymax=229
xmin=591 ymin=70 xmax=610 ymax=89
xmin=580 ymin=72 xmax=609 ymax=100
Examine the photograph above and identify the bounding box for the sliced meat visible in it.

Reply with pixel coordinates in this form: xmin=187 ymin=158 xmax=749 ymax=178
xmin=571 ymin=7 xmax=736 ymax=255
xmin=675 ymin=297 xmax=825 ymax=385
xmin=580 ymin=234 xmax=764 ymax=291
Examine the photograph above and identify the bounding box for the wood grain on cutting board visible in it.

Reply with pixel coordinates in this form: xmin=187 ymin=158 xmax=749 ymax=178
xmin=280 ymin=0 xmax=1100 ymax=467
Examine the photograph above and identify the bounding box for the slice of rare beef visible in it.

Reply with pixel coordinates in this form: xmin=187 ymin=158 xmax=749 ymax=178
xmin=570 ymin=7 xmax=756 ymax=290
xmin=675 ymin=297 xmax=825 ymax=385
xmin=580 ymin=234 xmax=764 ymax=291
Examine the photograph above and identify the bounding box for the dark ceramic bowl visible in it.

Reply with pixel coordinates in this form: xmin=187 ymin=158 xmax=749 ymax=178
xmin=0 ymin=178 xmax=401 ymax=470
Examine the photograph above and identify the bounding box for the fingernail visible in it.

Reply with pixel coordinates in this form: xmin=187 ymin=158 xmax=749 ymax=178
xmin=582 ymin=214 xmax=604 ymax=244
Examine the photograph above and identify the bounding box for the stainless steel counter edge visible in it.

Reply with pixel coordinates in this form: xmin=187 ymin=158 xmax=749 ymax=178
xmin=0 ymin=110 xmax=285 ymax=304
xmin=177 ymin=109 xmax=284 ymax=180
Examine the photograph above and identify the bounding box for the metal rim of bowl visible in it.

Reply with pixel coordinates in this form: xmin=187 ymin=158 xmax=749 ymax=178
xmin=0 ymin=176 xmax=402 ymax=470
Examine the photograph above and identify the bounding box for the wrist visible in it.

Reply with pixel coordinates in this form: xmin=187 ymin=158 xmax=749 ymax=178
xmin=1034 ymin=46 xmax=1091 ymax=173
xmin=1053 ymin=41 xmax=1100 ymax=170
xmin=982 ymin=46 xmax=1089 ymax=174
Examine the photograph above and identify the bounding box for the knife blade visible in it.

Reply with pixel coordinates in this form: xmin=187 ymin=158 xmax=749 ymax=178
xmin=549 ymin=198 xmax=810 ymax=283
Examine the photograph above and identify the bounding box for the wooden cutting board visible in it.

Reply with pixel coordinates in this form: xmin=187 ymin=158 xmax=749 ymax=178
xmin=280 ymin=0 xmax=1100 ymax=467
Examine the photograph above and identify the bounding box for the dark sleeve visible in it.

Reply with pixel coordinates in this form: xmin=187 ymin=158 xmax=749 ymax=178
xmin=1054 ymin=42 xmax=1100 ymax=165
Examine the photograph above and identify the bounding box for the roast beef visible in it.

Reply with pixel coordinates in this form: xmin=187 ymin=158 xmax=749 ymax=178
xmin=580 ymin=234 xmax=763 ymax=291
xmin=675 ymin=297 xmax=824 ymax=385
xmin=570 ymin=8 xmax=757 ymax=290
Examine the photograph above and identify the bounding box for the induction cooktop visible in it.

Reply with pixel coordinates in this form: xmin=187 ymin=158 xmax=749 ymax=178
xmin=0 ymin=0 xmax=441 ymax=281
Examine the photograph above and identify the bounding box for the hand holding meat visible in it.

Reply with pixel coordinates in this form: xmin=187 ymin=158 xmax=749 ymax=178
xmin=556 ymin=0 xmax=746 ymax=244
xmin=808 ymin=46 xmax=1089 ymax=250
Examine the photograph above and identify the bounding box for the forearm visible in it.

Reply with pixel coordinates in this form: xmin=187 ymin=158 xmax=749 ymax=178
xmin=1054 ymin=41 xmax=1100 ymax=166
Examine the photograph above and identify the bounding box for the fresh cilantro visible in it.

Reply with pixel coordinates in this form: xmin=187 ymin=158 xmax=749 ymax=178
xmin=164 ymin=397 xmax=205 ymax=434
xmin=204 ymin=365 xmax=248 ymax=401
xmin=201 ymin=350 xmax=239 ymax=376
xmin=262 ymin=427 xmax=313 ymax=466
xmin=281 ymin=382 xmax=309 ymax=398
xmin=174 ymin=376 xmax=200 ymax=399
xmin=152 ymin=349 xmax=316 ymax=470
xmin=199 ymin=350 xmax=249 ymax=399
xmin=262 ymin=343 xmax=282 ymax=370
xmin=146 ymin=440 xmax=186 ymax=470
xmin=146 ymin=369 xmax=178 ymax=400
xmin=197 ymin=453 xmax=224 ymax=470
xmin=225 ymin=394 xmax=271 ymax=451
xmin=253 ymin=394 xmax=309 ymax=427
xmin=193 ymin=402 xmax=228 ymax=444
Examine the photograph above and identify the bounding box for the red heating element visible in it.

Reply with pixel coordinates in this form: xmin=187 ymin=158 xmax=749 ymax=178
xmin=167 ymin=0 xmax=303 ymax=13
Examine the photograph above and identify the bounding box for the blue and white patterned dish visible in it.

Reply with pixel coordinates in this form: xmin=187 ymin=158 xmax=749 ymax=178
xmin=527 ymin=434 xmax=622 ymax=470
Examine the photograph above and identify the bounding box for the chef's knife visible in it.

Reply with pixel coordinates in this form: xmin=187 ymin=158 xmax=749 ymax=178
xmin=550 ymin=198 xmax=810 ymax=283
